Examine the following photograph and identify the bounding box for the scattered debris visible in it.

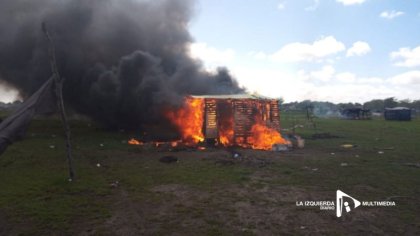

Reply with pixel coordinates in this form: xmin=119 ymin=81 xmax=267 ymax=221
xmin=49 ymin=145 xmax=55 ymax=149
xmin=340 ymin=144 xmax=357 ymax=149
xmin=355 ymin=155 xmax=360 ymax=157
xmin=226 ymin=149 xmax=242 ymax=159
xmin=288 ymin=135 xmax=305 ymax=149
xmin=110 ymin=181 xmax=119 ymax=188
xmin=99 ymin=143 xmax=104 ymax=147
xmin=330 ymin=152 xmax=336 ymax=156
xmin=159 ymin=156 xmax=178 ymax=163
xmin=296 ymin=137 xmax=305 ymax=149
xmin=96 ymin=163 xmax=101 ymax=167
xmin=378 ymin=151 xmax=384 ymax=155
xmin=272 ymin=144 xmax=289 ymax=152
xmin=128 ymin=138 xmax=143 ymax=145
xmin=340 ymin=163 xmax=348 ymax=167
xmin=302 ymin=166 xmax=318 ymax=172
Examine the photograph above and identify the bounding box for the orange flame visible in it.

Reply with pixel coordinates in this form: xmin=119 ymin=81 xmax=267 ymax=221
xmin=171 ymin=141 xmax=180 ymax=147
xmin=217 ymin=101 xmax=289 ymax=150
xmin=160 ymin=97 xmax=289 ymax=151
xmin=165 ymin=97 xmax=205 ymax=146
xmin=128 ymin=138 xmax=143 ymax=145
xmin=219 ymin=117 xmax=234 ymax=146
xmin=246 ymin=120 xmax=289 ymax=150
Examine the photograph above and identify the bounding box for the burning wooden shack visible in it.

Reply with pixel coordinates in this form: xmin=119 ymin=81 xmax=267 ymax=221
xmin=165 ymin=94 xmax=290 ymax=150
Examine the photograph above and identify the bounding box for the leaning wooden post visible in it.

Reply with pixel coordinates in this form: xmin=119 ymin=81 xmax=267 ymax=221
xmin=42 ymin=23 xmax=75 ymax=181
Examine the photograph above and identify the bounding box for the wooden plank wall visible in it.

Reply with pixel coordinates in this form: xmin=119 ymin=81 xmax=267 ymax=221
xmin=203 ymin=98 xmax=280 ymax=142
xmin=204 ymin=99 xmax=218 ymax=139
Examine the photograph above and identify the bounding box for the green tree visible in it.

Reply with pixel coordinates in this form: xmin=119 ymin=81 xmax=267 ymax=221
xmin=363 ymin=99 xmax=384 ymax=111
xmin=384 ymin=97 xmax=398 ymax=108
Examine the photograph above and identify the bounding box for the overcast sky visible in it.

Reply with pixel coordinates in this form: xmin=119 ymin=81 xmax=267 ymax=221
xmin=189 ymin=0 xmax=420 ymax=103
xmin=1 ymin=0 xmax=419 ymax=104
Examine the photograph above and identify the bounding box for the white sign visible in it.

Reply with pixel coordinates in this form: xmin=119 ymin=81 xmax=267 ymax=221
xmin=295 ymin=189 xmax=396 ymax=218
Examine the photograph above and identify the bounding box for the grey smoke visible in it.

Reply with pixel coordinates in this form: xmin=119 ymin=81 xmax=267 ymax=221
xmin=0 ymin=0 xmax=244 ymax=129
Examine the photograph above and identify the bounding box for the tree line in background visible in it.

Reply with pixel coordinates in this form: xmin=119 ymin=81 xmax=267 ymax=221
xmin=362 ymin=98 xmax=420 ymax=111
xmin=282 ymin=97 xmax=420 ymax=117
xmin=2 ymin=97 xmax=420 ymax=116
xmin=0 ymin=101 xmax=22 ymax=110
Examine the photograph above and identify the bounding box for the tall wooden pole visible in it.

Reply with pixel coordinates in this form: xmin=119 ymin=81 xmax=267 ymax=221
xmin=42 ymin=23 xmax=75 ymax=181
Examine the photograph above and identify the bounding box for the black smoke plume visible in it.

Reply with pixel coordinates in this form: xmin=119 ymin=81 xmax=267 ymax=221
xmin=0 ymin=0 xmax=244 ymax=129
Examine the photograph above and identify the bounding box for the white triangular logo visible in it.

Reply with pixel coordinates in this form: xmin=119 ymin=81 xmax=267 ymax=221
xmin=336 ymin=190 xmax=361 ymax=217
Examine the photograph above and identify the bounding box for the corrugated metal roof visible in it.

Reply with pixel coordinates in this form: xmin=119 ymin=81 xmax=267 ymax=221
xmin=190 ymin=94 xmax=276 ymax=100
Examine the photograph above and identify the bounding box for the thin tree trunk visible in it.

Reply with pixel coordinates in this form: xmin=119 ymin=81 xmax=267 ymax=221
xmin=42 ymin=23 xmax=75 ymax=181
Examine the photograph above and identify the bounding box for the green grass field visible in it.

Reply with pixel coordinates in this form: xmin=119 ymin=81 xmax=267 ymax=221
xmin=0 ymin=112 xmax=419 ymax=235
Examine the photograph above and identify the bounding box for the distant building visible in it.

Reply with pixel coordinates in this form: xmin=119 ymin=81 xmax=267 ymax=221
xmin=384 ymin=107 xmax=411 ymax=121
xmin=341 ymin=108 xmax=371 ymax=120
